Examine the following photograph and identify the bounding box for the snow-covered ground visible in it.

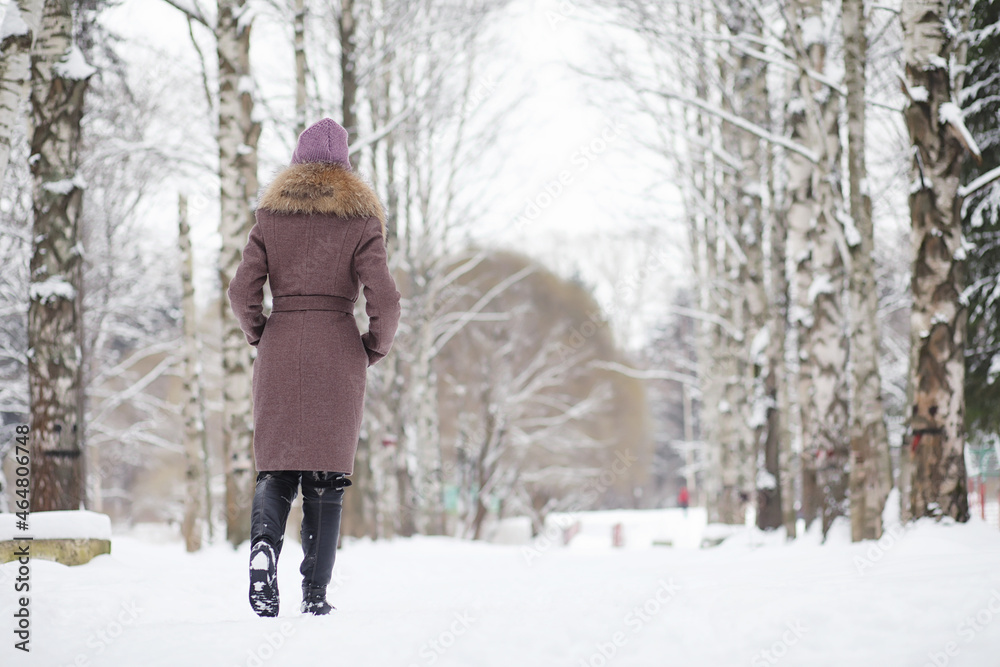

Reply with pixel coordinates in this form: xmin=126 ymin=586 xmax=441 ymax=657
xmin=3 ymin=512 xmax=1000 ymax=667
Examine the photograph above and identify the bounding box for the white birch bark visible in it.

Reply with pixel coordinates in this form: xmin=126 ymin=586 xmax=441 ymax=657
xmin=336 ymin=0 xmax=383 ymax=539
xmin=732 ymin=8 xmax=772 ymax=529
xmin=842 ymin=0 xmax=892 ymax=540
xmin=406 ymin=319 xmax=445 ymax=533
xmin=769 ymin=187 xmax=795 ymax=536
xmin=179 ymin=194 xmax=210 ymax=551
xmin=785 ymin=18 xmax=818 ymax=532
xmin=0 ymin=0 xmax=44 ymax=182
xmin=339 ymin=0 xmax=358 ymax=167
xmin=217 ymin=0 xmax=260 ymax=546
xmin=27 ymin=0 xmax=93 ymax=511
xmin=293 ymin=0 xmax=308 ymax=137
xmin=901 ymin=0 xmax=971 ymax=522
xmin=787 ymin=0 xmax=850 ymax=535
xmin=679 ymin=2 xmax=725 ymax=524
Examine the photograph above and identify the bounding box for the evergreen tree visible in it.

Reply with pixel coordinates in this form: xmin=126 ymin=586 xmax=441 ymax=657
xmin=962 ymin=0 xmax=1000 ymax=438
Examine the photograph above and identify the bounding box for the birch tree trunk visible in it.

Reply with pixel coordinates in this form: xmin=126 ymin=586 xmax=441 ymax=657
xmin=725 ymin=6 xmax=778 ymax=530
xmin=786 ymin=25 xmax=818 ymax=531
xmin=358 ymin=6 xmax=405 ymax=539
xmin=403 ymin=314 xmax=445 ymax=534
xmin=217 ymin=0 xmax=261 ymax=546
xmin=696 ymin=179 xmax=723 ymax=516
xmin=715 ymin=18 xmax=763 ymax=525
xmin=28 ymin=0 xmax=93 ymax=511
xmin=788 ymin=0 xmax=850 ymax=536
xmin=339 ymin=0 xmax=358 ymax=168
xmin=179 ymin=194 xmax=210 ymax=551
xmin=293 ymin=0 xmax=308 ymax=137
xmin=714 ymin=233 xmax=747 ymax=525
xmin=768 ymin=192 xmax=794 ymax=535
xmin=335 ymin=0 xmax=378 ymax=539
xmin=843 ymin=0 xmax=892 ymax=540
xmin=0 ymin=0 xmax=44 ymax=182
xmin=683 ymin=3 xmax=723 ymax=524
xmin=901 ymin=0 xmax=971 ymax=522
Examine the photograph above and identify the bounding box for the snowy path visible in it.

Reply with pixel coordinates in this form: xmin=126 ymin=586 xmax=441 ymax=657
xmin=3 ymin=519 xmax=1000 ymax=667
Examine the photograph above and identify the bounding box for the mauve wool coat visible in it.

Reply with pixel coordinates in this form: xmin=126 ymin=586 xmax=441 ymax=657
xmin=228 ymin=162 xmax=401 ymax=474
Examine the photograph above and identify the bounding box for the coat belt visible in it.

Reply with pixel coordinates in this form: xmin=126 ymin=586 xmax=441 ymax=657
xmin=271 ymin=295 xmax=355 ymax=314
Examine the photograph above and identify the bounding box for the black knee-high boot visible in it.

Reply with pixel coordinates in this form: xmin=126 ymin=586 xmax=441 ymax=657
xmin=299 ymin=472 xmax=350 ymax=615
xmin=249 ymin=471 xmax=299 ymax=617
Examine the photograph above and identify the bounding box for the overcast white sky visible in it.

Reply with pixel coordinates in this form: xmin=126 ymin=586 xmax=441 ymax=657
xmin=0 ymin=0 xmax=696 ymax=350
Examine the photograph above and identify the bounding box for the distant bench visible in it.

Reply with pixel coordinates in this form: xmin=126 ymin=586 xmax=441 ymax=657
xmin=0 ymin=510 xmax=111 ymax=566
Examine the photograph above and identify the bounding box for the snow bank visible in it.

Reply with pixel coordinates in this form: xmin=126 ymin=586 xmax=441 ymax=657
xmin=0 ymin=510 xmax=111 ymax=541
xmin=488 ymin=516 xmax=532 ymax=544
xmin=543 ymin=507 xmax=708 ymax=549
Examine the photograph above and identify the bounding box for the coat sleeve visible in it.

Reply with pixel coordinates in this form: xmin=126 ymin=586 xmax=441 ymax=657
xmin=228 ymin=222 xmax=269 ymax=346
xmin=355 ymin=217 xmax=401 ymax=366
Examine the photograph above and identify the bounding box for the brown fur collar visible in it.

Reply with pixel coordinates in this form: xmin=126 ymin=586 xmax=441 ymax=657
xmin=258 ymin=162 xmax=386 ymax=235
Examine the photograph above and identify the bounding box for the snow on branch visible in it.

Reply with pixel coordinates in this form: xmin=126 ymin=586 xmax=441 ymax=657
xmin=959 ymin=164 xmax=1000 ymax=199
xmin=733 ymin=40 xmax=846 ymax=97
xmin=800 ymin=15 xmax=825 ymax=48
xmin=29 ymin=276 xmax=76 ymax=303
xmin=1 ymin=3 xmax=30 ymax=43
xmin=160 ymin=0 xmax=212 ymax=29
xmin=590 ymin=360 xmax=699 ymax=386
xmin=649 ymin=88 xmax=820 ymax=164
xmin=939 ymin=102 xmax=982 ymax=165
xmin=53 ymin=44 xmax=96 ymax=80
xmin=42 ymin=174 xmax=87 ymax=194
xmin=665 ymin=303 xmax=744 ymax=342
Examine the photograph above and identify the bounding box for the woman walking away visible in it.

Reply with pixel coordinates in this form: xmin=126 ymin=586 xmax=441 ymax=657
xmin=228 ymin=118 xmax=400 ymax=617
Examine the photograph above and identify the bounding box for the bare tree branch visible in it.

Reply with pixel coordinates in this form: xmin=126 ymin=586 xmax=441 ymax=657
xmin=645 ymin=87 xmax=819 ymax=163
xmin=161 ymin=0 xmax=212 ymax=29
xmin=590 ymin=359 xmax=700 ymax=386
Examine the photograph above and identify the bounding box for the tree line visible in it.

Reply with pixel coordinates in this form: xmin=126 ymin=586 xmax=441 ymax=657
xmin=592 ymin=0 xmax=1000 ymax=539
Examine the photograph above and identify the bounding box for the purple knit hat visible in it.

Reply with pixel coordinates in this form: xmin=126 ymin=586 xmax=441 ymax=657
xmin=291 ymin=118 xmax=351 ymax=168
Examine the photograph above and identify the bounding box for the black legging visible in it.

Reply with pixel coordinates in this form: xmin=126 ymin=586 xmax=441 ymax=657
xmin=249 ymin=470 xmax=350 ymax=591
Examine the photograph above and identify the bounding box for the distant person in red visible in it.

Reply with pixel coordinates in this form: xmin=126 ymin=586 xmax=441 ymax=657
xmin=678 ymin=485 xmax=690 ymax=515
